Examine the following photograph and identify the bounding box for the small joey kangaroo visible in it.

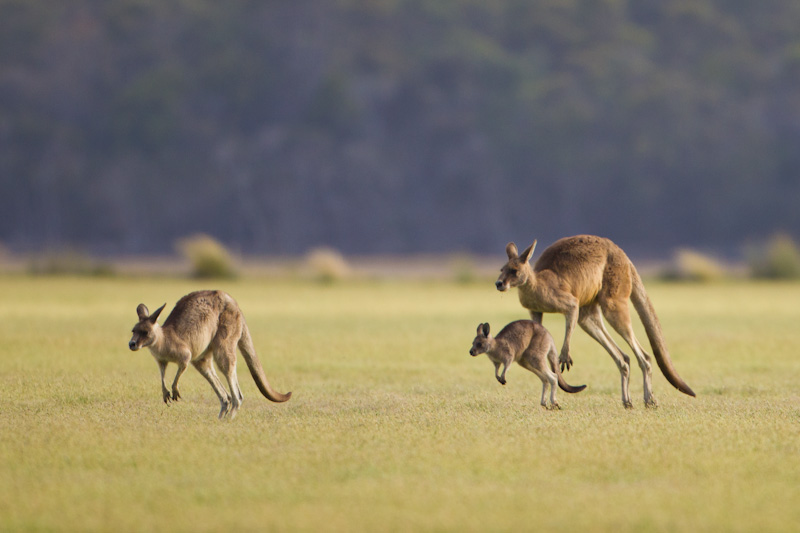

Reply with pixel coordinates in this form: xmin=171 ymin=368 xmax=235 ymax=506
xmin=129 ymin=290 xmax=291 ymax=419
xmin=469 ymin=320 xmax=586 ymax=410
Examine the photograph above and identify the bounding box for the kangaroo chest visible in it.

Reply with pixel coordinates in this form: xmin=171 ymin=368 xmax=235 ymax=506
xmin=517 ymin=286 xmax=560 ymax=313
xmin=517 ymin=278 xmax=590 ymax=313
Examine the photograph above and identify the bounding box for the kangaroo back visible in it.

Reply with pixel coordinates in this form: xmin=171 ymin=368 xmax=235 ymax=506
xmin=630 ymin=267 xmax=695 ymax=397
xmin=238 ymin=322 xmax=292 ymax=403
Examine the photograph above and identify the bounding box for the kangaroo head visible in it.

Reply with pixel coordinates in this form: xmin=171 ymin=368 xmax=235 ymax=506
xmin=469 ymin=323 xmax=493 ymax=356
xmin=495 ymin=240 xmax=536 ymax=291
xmin=129 ymin=303 xmax=166 ymax=351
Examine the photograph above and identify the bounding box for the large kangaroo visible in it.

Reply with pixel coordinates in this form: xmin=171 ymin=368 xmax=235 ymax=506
xmin=495 ymin=235 xmax=694 ymax=408
xmin=128 ymin=290 xmax=291 ymax=419
xmin=469 ymin=321 xmax=586 ymax=410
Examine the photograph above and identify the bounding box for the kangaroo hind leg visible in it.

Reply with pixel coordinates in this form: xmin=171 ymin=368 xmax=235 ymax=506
xmin=578 ymin=304 xmax=633 ymax=408
xmin=600 ymin=296 xmax=657 ymax=408
xmin=522 ymin=357 xmax=559 ymax=410
xmin=543 ymin=369 xmax=560 ymax=410
xmin=213 ymin=341 xmax=243 ymax=420
xmin=192 ymin=353 xmax=232 ymax=418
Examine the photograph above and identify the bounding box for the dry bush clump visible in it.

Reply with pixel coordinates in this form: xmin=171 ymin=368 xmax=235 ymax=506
xmin=662 ymin=248 xmax=730 ymax=282
xmin=305 ymin=247 xmax=351 ymax=283
xmin=176 ymin=234 xmax=238 ymax=279
xmin=748 ymin=233 xmax=800 ymax=279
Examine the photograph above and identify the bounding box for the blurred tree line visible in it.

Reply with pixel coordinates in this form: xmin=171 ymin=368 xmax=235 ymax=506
xmin=2 ymin=0 xmax=800 ymax=256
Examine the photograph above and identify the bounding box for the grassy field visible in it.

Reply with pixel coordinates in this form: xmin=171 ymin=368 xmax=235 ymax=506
xmin=1 ymin=275 xmax=799 ymax=532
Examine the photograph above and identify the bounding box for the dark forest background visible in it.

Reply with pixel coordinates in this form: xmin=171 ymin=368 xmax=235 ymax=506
xmin=2 ymin=0 xmax=800 ymax=258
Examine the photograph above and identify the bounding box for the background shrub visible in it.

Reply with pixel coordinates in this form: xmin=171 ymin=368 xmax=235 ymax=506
xmin=176 ymin=234 xmax=238 ymax=279
xmin=305 ymin=247 xmax=351 ymax=283
xmin=748 ymin=233 xmax=800 ymax=279
xmin=661 ymin=249 xmax=730 ymax=282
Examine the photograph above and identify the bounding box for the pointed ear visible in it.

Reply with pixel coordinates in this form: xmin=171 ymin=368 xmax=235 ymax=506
xmin=520 ymin=240 xmax=537 ymax=263
xmin=481 ymin=323 xmax=490 ymax=337
xmin=149 ymin=303 xmax=166 ymax=323
xmin=136 ymin=304 xmax=149 ymax=321
xmin=505 ymin=242 xmax=518 ymax=260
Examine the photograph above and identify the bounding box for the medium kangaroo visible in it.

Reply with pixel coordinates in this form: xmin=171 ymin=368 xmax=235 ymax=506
xmin=128 ymin=290 xmax=291 ymax=419
xmin=496 ymin=235 xmax=695 ymax=408
xmin=469 ymin=321 xmax=586 ymax=409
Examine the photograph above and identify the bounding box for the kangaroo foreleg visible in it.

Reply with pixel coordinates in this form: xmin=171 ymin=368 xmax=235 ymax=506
xmin=494 ymin=361 xmax=509 ymax=385
xmin=170 ymin=361 xmax=188 ymax=402
xmin=157 ymin=360 xmax=172 ymax=404
xmin=559 ymin=303 xmax=579 ymax=372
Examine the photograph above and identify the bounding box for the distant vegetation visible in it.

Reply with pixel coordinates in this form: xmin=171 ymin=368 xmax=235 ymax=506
xmin=747 ymin=233 xmax=800 ymax=279
xmin=304 ymin=247 xmax=351 ymax=283
xmin=27 ymin=248 xmax=115 ymax=277
xmin=661 ymin=248 xmax=731 ymax=282
xmin=176 ymin=234 xmax=238 ymax=279
xmin=2 ymin=0 xmax=800 ymax=256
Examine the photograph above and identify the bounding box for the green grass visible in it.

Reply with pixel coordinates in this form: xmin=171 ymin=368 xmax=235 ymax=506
xmin=1 ymin=276 xmax=799 ymax=532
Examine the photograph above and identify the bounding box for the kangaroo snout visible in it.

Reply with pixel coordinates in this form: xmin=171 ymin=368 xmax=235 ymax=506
xmin=129 ymin=340 xmax=138 ymax=351
xmin=495 ymin=280 xmax=507 ymax=291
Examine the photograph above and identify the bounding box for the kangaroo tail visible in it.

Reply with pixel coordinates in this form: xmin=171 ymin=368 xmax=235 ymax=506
xmin=557 ymin=372 xmax=587 ymax=393
xmin=550 ymin=351 xmax=586 ymax=393
xmin=630 ymin=267 xmax=696 ymax=397
xmin=238 ymin=322 xmax=292 ymax=403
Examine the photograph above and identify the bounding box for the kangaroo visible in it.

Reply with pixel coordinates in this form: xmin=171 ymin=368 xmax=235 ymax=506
xmin=128 ymin=290 xmax=291 ymax=419
xmin=496 ymin=235 xmax=695 ymax=408
xmin=470 ymin=321 xmax=586 ymax=409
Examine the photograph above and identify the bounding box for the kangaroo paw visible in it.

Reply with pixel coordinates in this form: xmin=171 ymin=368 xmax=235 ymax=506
xmin=171 ymin=389 xmax=182 ymax=402
xmin=162 ymin=389 xmax=172 ymax=404
xmin=559 ymin=352 xmax=573 ymax=372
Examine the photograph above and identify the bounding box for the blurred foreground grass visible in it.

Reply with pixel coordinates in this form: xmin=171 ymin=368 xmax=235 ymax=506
xmin=0 ymin=276 xmax=798 ymax=532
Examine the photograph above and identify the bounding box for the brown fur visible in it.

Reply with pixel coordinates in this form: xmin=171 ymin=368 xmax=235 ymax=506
xmin=470 ymin=321 xmax=586 ymax=409
xmin=496 ymin=235 xmax=694 ymax=408
xmin=129 ymin=290 xmax=291 ymax=419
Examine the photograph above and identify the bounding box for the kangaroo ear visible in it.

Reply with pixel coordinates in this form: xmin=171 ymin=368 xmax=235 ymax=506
xmin=136 ymin=304 xmax=149 ymax=321
xmin=149 ymin=303 xmax=167 ymax=323
xmin=520 ymin=240 xmax=537 ymax=263
xmin=505 ymin=242 xmax=518 ymax=260
xmin=481 ymin=323 xmax=490 ymax=337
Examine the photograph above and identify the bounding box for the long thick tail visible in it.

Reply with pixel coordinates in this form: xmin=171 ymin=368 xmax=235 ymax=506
xmin=550 ymin=352 xmax=586 ymax=393
xmin=630 ymin=267 xmax=696 ymax=397
xmin=238 ymin=323 xmax=292 ymax=403
xmin=557 ymin=372 xmax=587 ymax=393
